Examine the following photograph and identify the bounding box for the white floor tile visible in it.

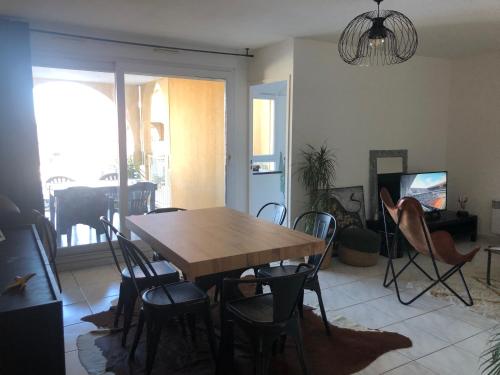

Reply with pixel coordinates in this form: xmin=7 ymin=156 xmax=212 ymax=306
xmin=405 ymin=310 xmax=482 ymax=344
xmin=417 ymin=345 xmax=481 ymax=375
xmin=63 ymin=302 xmax=92 ymax=326
xmin=384 ymin=361 xmax=438 ymax=374
xmin=384 ymin=321 xmax=449 ymax=360
xmin=454 ymin=331 xmax=492 ymax=357
xmin=355 ymin=350 xmax=411 ymax=374
xmin=64 ymin=321 xmax=96 ymax=352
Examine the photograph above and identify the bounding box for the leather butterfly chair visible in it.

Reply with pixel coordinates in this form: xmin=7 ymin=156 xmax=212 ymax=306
xmin=100 ymin=217 xmax=180 ymax=346
xmin=257 ymin=211 xmax=337 ymax=336
xmin=380 ymin=187 xmax=480 ymax=306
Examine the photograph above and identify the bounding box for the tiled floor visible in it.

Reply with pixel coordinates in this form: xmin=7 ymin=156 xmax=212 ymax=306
xmin=62 ymin=242 xmax=499 ymax=375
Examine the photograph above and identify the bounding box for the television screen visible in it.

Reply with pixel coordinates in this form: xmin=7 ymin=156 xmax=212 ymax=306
xmin=400 ymin=171 xmax=447 ymax=212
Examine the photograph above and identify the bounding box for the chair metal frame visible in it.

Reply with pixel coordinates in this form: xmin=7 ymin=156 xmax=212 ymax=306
xmin=256 ymin=202 xmax=287 ymax=226
xmin=381 ymin=198 xmax=474 ymax=306
xmin=257 ymin=211 xmax=337 ymax=336
xmin=116 ymin=234 xmax=216 ymax=375
xmin=217 ymin=263 xmax=313 ymax=375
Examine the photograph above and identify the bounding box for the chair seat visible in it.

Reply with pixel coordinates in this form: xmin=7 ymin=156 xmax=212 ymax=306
xmin=226 ymin=294 xmax=274 ymax=324
xmin=122 ymin=260 xmax=179 ymax=281
xmin=257 ymin=265 xmax=300 ymax=278
xmin=142 ymin=281 xmax=207 ymax=307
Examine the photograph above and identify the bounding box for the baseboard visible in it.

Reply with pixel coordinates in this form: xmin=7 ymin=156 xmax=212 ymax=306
xmin=56 ymin=241 xmax=154 ymax=272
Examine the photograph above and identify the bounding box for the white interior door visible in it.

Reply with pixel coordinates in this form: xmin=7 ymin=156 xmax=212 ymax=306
xmin=249 ymin=81 xmax=288 ymax=217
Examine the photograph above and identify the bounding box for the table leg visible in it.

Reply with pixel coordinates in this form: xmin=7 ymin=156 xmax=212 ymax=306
xmin=486 ymin=250 xmax=492 ymax=286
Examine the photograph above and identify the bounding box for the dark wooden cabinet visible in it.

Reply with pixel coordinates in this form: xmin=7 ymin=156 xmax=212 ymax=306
xmin=0 ymin=225 xmax=65 ymax=375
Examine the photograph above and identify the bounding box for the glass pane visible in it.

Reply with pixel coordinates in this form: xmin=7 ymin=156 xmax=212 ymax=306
xmin=124 ymin=74 xmax=225 ymax=211
xmin=32 ymin=66 xmax=119 ymax=247
xmin=252 ymin=98 xmax=275 ymax=156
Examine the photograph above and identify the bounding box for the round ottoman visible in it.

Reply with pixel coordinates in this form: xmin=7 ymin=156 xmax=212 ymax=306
xmin=338 ymin=226 xmax=381 ymax=267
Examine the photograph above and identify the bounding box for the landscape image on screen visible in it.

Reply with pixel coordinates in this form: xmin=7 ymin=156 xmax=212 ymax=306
xmin=400 ymin=172 xmax=447 ymax=211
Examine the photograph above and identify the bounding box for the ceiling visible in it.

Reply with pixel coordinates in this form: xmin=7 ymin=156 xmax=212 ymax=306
xmin=3 ymin=0 xmax=500 ymax=58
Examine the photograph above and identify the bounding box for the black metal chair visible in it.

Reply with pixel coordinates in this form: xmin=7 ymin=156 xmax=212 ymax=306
xmin=46 ymin=176 xmax=74 ymax=184
xmin=33 ymin=209 xmax=61 ymax=292
xmin=217 ymin=264 xmax=313 ymax=375
xmin=100 ymin=217 xmax=180 ymax=346
xmin=256 ymin=202 xmax=287 ymax=226
xmin=116 ymin=234 xmax=217 ymax=375
xmin=257 ymin=211 xmax=337 ymax=336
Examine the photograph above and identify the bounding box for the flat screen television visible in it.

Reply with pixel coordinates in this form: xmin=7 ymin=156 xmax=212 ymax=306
xmin=400 ymin=171 xmax=447 ymax=212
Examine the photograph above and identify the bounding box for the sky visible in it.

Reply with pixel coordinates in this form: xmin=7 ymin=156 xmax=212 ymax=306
xmin=411 ymin=172 xmax=447 ymax=189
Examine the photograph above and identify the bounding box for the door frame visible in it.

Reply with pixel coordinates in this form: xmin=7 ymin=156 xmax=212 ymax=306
xmin=248 ymin=78 xmax=291 ymax=225
xmin=115 ymin=61 xmax=232 ymax=233
xmin=31 ymin=54 xmax=236 ymax=260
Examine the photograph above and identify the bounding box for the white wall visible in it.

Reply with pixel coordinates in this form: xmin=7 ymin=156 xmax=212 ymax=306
xmin=447 ymin=52 xmax=500 ymax=235
xmin=29 ymin=30 xmax=249 ymax=212
xmin=248 ymin=38 xmax=293 ymax=84
xmin=290 ymin=38 xmax=451 ymax=220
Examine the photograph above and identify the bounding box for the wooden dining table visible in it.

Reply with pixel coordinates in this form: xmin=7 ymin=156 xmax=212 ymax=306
xmin=125 ymin=207 xmax=325 ymax=280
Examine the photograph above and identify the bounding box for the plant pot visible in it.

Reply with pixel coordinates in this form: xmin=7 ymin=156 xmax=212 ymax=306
xmin=320 ymin=246 xmax=333 ymax=269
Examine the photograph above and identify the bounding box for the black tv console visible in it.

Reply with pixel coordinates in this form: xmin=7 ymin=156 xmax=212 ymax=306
xmin=367 ymin=210 xmax=478 ymax=257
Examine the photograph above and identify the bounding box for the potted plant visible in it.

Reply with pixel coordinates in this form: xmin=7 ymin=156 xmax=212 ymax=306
xmin=481 ymin=329 xmax=500 ymax=375
xmin=297 ymin=144 xmax=337 ymax=268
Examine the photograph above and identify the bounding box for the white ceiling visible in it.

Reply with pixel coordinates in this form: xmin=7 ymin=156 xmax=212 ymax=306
xmin=3 ymin=0 xmax=500 ymax=58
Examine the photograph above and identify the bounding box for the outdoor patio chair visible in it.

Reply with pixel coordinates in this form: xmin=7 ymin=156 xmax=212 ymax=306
xmin=99 ymin=172 xmax=118 ymax=181
xmin=55 ymin=186 xmax=108 ymax=246
xmin=257 ymin=211 xmax=337 ymax=336
xmin=380 ymin=187 xmax=480 ymax=306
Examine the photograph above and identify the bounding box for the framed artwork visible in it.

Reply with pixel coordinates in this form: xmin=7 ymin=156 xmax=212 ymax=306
xmin=324 ymin=185 xmax=366 ymax=232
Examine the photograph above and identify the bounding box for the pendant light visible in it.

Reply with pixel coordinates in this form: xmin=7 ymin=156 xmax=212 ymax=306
xmin=338 ymin=0 xmax=418 ymax=66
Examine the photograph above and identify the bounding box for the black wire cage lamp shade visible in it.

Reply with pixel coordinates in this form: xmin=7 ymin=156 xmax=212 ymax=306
xmin=338 ymin=0 xmax=418 ymax=66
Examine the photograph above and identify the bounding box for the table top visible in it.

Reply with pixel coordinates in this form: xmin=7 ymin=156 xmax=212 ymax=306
xmin=126 ymin=207 xmax=325 ymax=279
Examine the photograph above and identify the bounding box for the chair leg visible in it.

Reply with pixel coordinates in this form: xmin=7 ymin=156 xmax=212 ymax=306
xmin=216 ymin=319 xmax=234 ymax=375
xmin=114 ymin=282 xmax=125 ymax=328
xmin=187 ymin=313 xmax=197 ymax=343
xmin=129 ymin=308 xmax=145 ymax=360
xmin=203 ymin=303 xmax=218 ymax=361
xmin=313 ymin=284 xmax=330 ymax=336
xmin=297 ymin=290 xmax=304 ymax=319
xmin=255 ymin=337 xmax=272 ymax=375
xmin=121 ymin=286 xmax=136 ymax=347
xmin=289 ymin=315 xmax=309 ymax=375
xmin=487 ymin=250 xmax=492 ymax=286
xmin=145 ymin=318 xmax=162 ymax=375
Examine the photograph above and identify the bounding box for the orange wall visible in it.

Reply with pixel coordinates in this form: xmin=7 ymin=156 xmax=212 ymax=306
xmin=168 ymin=77 xmax=225 ymax=209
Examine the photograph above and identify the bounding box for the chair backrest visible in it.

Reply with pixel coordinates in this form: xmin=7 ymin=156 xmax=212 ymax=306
xmin=128 ymin=182 xmax=156 ymax=215
xmin=100 ymin=216 xmax=124 ymax=274
xmin=46 ymin=176 xmax=74 ymax=184
xmin=116 ymin=233 xmax=175 ymax=304
xmin=32 ymin=209 xmax=61 ymax=291
xmin=293 ymin=211 xmax=337 ymax=278
xmin=147 ymin=207 xmax=186 ymax=215
xmin=268 ymin=264 xmax=313 ymax=323
xmin=99 ymin=173 xmax=118 ymax=181
xmin=56 ymin=187 xmax=109 ymax=232
xmin=256 ymin=202 xmax=287 ymax=225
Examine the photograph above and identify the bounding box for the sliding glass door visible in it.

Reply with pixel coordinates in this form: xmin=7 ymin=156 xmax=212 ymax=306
xmin=32 ymin=66 xmax=120 ymax=247
xmin=32 ymin=64 xmax=227 ymax=251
